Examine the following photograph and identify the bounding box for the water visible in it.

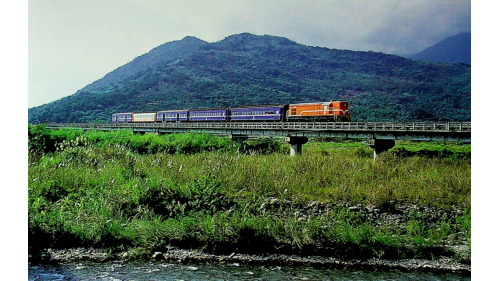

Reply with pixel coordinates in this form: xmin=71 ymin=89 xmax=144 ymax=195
xmin=29 ymin=261 xmax=471 ymax=281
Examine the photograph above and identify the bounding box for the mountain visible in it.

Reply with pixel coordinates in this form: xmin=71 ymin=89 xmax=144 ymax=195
xmin=411 ymin=32 xmax=471 ymax=64
xmin=81 ymin=36 xmax=208 ymax=92
xmin=28 ymin=33 xmax=471 ymax=123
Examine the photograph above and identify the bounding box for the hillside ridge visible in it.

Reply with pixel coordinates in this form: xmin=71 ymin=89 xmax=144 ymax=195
xmin=411 ymin=32 xmax=471 ymax=64
xmin=81 ymin=36 xmax=208 ymax=92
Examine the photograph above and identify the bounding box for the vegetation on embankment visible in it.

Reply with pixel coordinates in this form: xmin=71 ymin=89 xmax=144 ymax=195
xmin=28 ymin=125 xmax=471 ymax=262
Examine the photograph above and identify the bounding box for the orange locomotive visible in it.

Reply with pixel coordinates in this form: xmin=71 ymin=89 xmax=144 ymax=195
xmin=287 ymin=101 xmax=350 ymax=122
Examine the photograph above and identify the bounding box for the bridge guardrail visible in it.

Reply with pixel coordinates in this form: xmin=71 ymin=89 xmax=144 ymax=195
xmin=46 ymin=121 xmax=471 ymax=132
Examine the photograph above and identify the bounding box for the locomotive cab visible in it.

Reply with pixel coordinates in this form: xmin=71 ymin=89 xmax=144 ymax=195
xmin=287 ymin=101 xmax=350 ymax=122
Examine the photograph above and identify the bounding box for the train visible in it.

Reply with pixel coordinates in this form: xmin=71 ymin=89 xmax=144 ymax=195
xmin=112 ymin=101 xmax=350 ymax=123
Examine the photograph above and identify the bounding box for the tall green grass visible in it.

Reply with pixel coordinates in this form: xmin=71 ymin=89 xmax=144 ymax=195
xmin=28 ymin=125 xmax=471 ymax=260
xmin=28 ymin=124 xmax=288 ymax=156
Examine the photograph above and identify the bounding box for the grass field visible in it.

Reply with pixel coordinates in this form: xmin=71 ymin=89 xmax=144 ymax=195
xmin=28 ymin=124 xmax=471 ymax=261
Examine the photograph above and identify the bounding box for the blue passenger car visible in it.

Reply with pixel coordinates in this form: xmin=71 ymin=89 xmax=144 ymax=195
xmin=229 ymin=105 xmax=287 ymax=121
xmin=112 ymin=112 xmax=133 ymax=123
xmin=188 ymin=108 xmax=228 ymax=122
xmin=157 ymin=110 xmax=189 ymax=122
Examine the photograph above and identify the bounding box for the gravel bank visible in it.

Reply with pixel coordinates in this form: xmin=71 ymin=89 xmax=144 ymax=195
xmin=30 ymin=246 xmax=470 ymax=274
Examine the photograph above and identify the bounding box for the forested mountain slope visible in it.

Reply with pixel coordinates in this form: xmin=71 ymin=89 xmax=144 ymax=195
xmin=28 ymin=33 xmax=471 ymax=123
xmin=411 ymin=32 xmax=471 ymax=64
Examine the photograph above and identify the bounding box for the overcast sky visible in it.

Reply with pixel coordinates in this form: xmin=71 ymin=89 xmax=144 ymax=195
xmin=28 ymin=0 xmax=471 ymax=108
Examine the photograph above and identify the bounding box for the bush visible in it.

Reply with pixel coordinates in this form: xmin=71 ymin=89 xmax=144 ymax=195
xmin=139 ymin=176 xmax=234 ymax=218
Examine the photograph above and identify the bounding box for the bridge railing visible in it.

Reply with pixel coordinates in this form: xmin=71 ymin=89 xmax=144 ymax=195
xmin=46 ymin=121 xmax=471 ymax=132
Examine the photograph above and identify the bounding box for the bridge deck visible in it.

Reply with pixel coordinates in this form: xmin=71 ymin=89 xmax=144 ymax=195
xmin=45 ymin=121 xmax=471 ymax=143
xmin=47 ymin=121 xmax=470 ymax=131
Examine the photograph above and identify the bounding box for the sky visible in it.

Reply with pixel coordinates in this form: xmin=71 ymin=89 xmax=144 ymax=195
xmin=27 ymin=0 xmax=472 ymax=109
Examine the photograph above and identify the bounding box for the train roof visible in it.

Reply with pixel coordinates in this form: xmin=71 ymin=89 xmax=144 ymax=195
xmin=157 ymin=109 xmax=190 ymax=112
xmin=189 ymin=107 xmax=229 ymax=111
xmin=289 ymin=102 xmax=331 ymax=106
xmin=230 ymin=104 xmax=288 ymax=109
xmin=289 ymin=101 xmax=348 ymax=106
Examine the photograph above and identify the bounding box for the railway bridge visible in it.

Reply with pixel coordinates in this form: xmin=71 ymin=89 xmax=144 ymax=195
xmin=46 ymin=121 xmax=471 ymax=158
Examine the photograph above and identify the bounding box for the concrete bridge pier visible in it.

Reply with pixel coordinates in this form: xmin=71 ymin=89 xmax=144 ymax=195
xmin=230 ymin=134 xmax=249 ymax=143
xmin=368 ymin=139 xmax=395 ymax=161
xmin=285 ymin=136 xmax=308 ymax=156
xmin=133 ymin=128 xmax=159 ymax=135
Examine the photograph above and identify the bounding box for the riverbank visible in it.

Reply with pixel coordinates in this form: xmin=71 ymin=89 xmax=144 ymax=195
xmin=29 ymin=199 xmax=471 ymax=273
xmin=29 ymin=245 xmax=470 ymax=274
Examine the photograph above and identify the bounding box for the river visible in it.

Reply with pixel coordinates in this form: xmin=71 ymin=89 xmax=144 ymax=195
xmin=29 ymin=260 xmax=470 ymax=280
